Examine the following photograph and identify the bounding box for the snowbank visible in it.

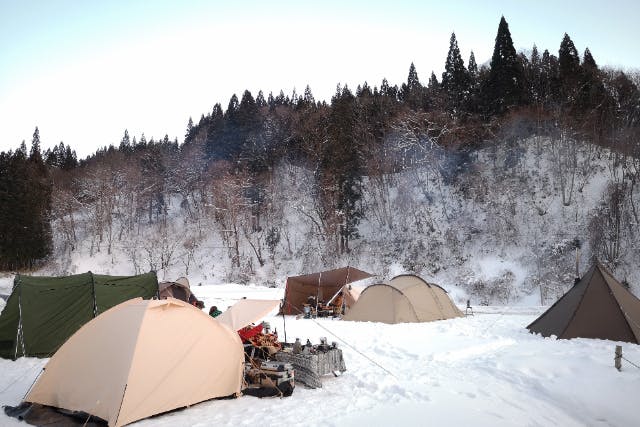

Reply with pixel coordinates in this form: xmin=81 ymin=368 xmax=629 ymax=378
xmin=1 ymin=284 xmax=638 ymax=426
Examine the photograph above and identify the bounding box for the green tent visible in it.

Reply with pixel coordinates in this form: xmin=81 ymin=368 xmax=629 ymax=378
xmin=0 ymin=271 xmax=159 ymax=359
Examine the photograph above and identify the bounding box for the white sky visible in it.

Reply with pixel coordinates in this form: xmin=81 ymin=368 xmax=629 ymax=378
xmin=1 ymin=0 xmax=639 ymax=157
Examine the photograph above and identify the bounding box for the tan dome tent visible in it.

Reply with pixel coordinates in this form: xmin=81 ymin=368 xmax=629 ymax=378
xmin=24 ymin=298 xmax=244 ymax=427
xmin=281 ymin=266 xmax=374 ymax=315
xmin=527 ymin=262 xmax=640 ymax=343
xmin=343 ymin=274 xmax=463 ymax=323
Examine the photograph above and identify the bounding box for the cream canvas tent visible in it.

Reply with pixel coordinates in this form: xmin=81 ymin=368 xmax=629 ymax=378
xmin=343 ymin=274 xmax=463 ymax=323
xmin=24 ymin=298 xmax=244 ymax=427
xmin=217 ymin=299 xmax=281 ymax=331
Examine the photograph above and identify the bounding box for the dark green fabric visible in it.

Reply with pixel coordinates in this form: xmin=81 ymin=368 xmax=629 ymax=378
xmin=0 ymin=290 xmax=21 ymax=359
xmin=0 ymin=271 xmax=158 ymax=359
xmin=92 ymin=273 xmax=159 ymax=315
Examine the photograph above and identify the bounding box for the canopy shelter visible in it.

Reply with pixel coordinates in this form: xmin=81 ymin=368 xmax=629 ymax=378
xmin=343 ymin=274 xmax=463 ymax=324
xmin=217 ymin=299 xmax=281 ymax=331
xmin=0 ymin=271 xmax=158 ymax=359
xmin=281 ymin=266 xmax=374 ymax=315
xmin=24 ymin=298 xmax=244 ymax=427
xmin=527 ymin=262 xmax=640 ymax=343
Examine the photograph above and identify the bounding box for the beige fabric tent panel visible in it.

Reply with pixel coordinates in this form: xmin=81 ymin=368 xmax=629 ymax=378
xmin=26 ymin=298 xmax=244 ymax=427
xmin=158 ymin=277 xmax=192 ymax=302
xmin=342 ymin=284 xmax=365 ymax=310
xmin=216 ymin=299 xmax=281 ymax=331
xmin=343 ymin=274 xmax=462 ymax=324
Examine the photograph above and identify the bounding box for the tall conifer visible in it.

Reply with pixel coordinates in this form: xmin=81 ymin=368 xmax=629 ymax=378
xmin=485 ymin=16 xmax=525 ymax=113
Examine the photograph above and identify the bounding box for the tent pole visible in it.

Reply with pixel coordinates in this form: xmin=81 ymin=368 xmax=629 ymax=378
xmin=316 ymin=272 xmax=321 ymax=314
xmin=326 ymin=286 xmax=344 ymax=306
xmin=15 ymin=274 xmax=25 ymax=359
xmin=90 ymin=271 xmax=97 ymax=317
xmin=114 ymin=384 xmax=128 ymax=427
xmin=282 ymin=300 xmax=287 ymax=343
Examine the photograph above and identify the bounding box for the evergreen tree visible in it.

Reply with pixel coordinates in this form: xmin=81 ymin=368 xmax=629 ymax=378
xmin=62 ymin=144 xmax=77 ymax=170
xmin=441 ymin=33 xmax=470 ymax=111
xmin=468 ymin=51 xmax=478 ymax=80
xmin=303 ymin=85 xmax=315 ymax=107
xmin=18 ymin=140 xmax=27 ymax=157
xmin=575 ymin=47 xmax=606 ymax=119
xmin=428 ymin=72 xmax=439 ymax=89
xmin=582 ymin=47 xmax=597 ymax=72
xmin=205 ymin=103 xmax=225 ymax=159
xmin=403 ymin=62 xmax=423 ymax=109
xmin=185 ymin=117 xmax=194 ymax=144
xmin=325 ymin=85 xmax=363 ymax=253
xmin=539 ymin=49 xmax=559 ymax=103
xmin=407 ymin=63 xmax=420 ymax=89
xmin=227 ymin=94 xmax=240 ymax=116
xmin=29 ymin=127 xmax=43 ymax=164
xmin=256 ymin=90 xmax=266 ymax=107
xmin=559 ymin=33 xmax=580 ymax=83
xmin=484 ymin=16 xmax=525 ymax=114
xmin=119 ymin=129 xmax=132 ymax=153
xmin=0 ymin=130 xmax=52 ymax=269
xmin=137 ymin=133 xmax=148 ymax=150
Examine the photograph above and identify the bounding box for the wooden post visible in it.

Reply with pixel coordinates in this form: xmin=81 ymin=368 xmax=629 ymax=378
xmin=615 ymin=345 xmax=622 ymax=371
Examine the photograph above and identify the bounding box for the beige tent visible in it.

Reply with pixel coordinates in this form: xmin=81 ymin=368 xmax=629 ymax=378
xmin=25 ymin=298 xmax=244 ymax=427
xmin=158 ymin=277 xmax=192 ymax=302
xmin=343 ymin=274 xmax=463 ymax=323
xmin=341 ymin=283 xmax=365 ymax=310
xmin=217 ymin=299 xmax=281 ymax=331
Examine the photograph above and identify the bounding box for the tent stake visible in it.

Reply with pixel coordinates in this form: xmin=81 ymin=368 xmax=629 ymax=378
xmin=615 ymin=345 xmax=622 ymax=371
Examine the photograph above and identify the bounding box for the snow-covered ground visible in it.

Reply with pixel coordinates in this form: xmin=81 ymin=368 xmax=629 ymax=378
xmin=1 ymin=284 xmax=639 ymax=427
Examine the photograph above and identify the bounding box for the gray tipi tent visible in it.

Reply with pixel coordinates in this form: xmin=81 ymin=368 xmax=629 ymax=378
xmin=527 ymin=263 xmax=640 ymax=343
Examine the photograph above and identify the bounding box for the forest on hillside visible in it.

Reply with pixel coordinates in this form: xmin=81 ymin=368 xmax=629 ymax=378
xmin=1 ymin=17 xmax=639 ymax=301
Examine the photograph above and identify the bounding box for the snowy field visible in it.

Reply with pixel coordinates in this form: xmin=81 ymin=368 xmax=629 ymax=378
xmin=1 ymin=283 xmax=639 ymax=427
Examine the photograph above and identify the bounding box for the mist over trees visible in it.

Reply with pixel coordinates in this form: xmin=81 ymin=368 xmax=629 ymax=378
xmin=1 ymin=17 xmax=640 ymax=300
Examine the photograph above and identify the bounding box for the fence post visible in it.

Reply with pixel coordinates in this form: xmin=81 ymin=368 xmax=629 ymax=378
xmin=615 ymin=345 xmax=622 ymax=371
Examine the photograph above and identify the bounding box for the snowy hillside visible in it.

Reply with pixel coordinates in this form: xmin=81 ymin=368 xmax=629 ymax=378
xmin=1 ymin=284 xmax=639 ymax=427
xmin=36 ymin=135 xmax=640 ymax=306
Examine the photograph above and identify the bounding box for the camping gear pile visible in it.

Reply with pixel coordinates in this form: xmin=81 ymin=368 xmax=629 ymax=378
xmin=276 ymin=338 xmax=346 ymax=389
xmin=214 ymin=298 xmax=296 ymax=397
xmin=243 ymin=360 xmax=295 ymax=398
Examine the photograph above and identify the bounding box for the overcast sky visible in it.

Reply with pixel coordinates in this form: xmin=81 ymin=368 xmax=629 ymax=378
xmin=1 ymin=0 xmax=639 ymax=158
